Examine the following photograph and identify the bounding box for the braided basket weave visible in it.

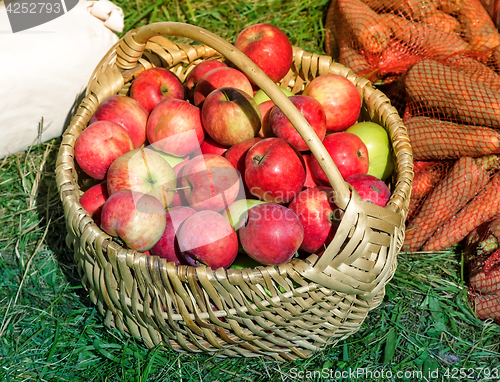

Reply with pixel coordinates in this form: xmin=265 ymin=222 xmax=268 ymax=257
xmin=55 ymin=22 xmax=413 ymax=361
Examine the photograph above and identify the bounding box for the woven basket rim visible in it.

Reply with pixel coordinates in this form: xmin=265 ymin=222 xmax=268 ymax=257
xmin=58 ymin=22 xmax=412 ymax=286
xmin=56 ymin=20 xmax=413 ymax=286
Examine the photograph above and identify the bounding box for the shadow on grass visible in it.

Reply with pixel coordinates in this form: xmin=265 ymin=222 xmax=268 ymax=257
xmin=34 ymin=135 xmax=96 ymax=308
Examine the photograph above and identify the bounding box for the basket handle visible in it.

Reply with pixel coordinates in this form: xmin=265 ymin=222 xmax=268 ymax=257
xmin=124 ymin=22 xmax=351 ymax=208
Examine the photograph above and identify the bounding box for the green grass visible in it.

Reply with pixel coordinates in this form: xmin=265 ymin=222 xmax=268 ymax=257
xmin=2 ymin=0 xmax=500 ymax=381
xmin=116 ymin=0 xmax=330 ymax=55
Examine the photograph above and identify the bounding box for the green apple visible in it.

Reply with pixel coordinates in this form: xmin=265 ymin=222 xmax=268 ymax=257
xmin=346 ymin=121 xmax=394 ymax=180
xmin=229 ymin=253 xmax=264 ymax=269
xmin=253 ymin=86 xmax=294 ymax=105
xmin=222 ymin=198 xmax=266 ymax=230
xmin=150 ymin=148 xmax=186 ymax=168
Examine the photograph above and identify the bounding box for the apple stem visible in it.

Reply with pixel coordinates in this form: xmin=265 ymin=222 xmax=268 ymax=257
xmin=166 ymin=186 xmax=191 ymax=191
xmin=252 ymin=155 xmax=263 ymax=165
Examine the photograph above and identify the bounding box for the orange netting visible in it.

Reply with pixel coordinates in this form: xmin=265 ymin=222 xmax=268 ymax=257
xmin=406 ymin=159 xmax=451 ymax=220
xmin=327 ymin=0 xmax=500 ymax=323
xmin=330 ymin=0 xmax=500 ymax=86
xmin=465 ymin=216 xmax=500 ymax=323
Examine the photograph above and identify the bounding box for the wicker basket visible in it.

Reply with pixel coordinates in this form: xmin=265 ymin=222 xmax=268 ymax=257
xmin=55 ymin=22 xmax=413 ymax=361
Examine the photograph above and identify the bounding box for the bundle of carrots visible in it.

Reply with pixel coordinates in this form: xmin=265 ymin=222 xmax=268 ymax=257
xmin=328 ymin=0 xmax=500 ymax=322
xmin=404 ymin=155 xmax=500 ymax=252
xmin=329 ymin=0 xmax=500 ymax=84
xmin=401 ymin=54 xmax=500 ymax=251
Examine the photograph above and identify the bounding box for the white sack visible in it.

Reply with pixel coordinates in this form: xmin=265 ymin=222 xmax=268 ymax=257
xmin=0 ymin=0 xmax=124 ymax=159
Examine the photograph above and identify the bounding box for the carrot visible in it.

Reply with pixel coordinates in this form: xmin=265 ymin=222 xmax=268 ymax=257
xmin=456 ymin=0 xmax=500 ymax=52
xmin=405 ymin=59 xmax=500 ymax=128
xmin=443 ymin=55 xmax=500 ymax=93
xmin=403 ymin=155 xmax=500 ymax=252
xmin=407 ymin=198 xmax=421 ymax=222
xmin=377 ymin=40 xmax=422 ymax=79
xmin=337 ymin=0 xmax=391 ymax=54
xmin=338 ymin=46 xmax=374 ymax=78
xmin=411 ymin=160 xmax=448 ymax=199
xmin=438 ymin=0 xmax=464 ymax=14
xmin=493 ymin=45 xmax=500 ymax=72
xmin=405 ymin=116 xmax=500 ymax=160
xmin=378 ymin=13 xmax=470 ymax=60
xmin=423 ymin=170 xmax=500 ymax=251
xmin=363 ymin=0 xmax=437 ymax=20
xmin=423 ymin=10 xmax=461 ymax=35
xmin=407 ymin=160 xmax=449 ymax=219
xmin=472 ymin=293 xmax=500 ymax=322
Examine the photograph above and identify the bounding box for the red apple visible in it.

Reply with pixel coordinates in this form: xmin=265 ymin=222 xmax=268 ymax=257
xmin=234 ymin=23 xmax=293 ymax=84
xmin=344 ymin=173 xmax=391 ymax=207
xmin=302 ymin=154 xmax=317 ymax=189
xmin=193 ymin=67 xmax=253 ymax=106
xmin=100 ymin=189 xmax=167 ymax=252
xmin=149 ymin=206 xmax=197 ymax=265
xmin=184 ymin=60 xmax=228 ymax=103
xmin=200 ymin=135 xmax=230 ymax=156
xmin=79 ymin=181 xmax=109 ymax=226
xmin=176 ymin=210 xmax=239 ymax=269
xmin=288 ymin=187 xmax=340 ymax=254
xmin=303 ymin=74 xmax=361 ymax=133
xmin=147 ymin=98 xmax=205 ymax=157
xmin=106 ymin=148 xmax=177 ymax=208
xmin=238 ymin=203 xmax=304 ymax=265
xmin=257 ymin=99 xmax=275 ymax=138
xmin=201 ymin=87 xmax=261 ymax=146
xmin=74 ymin=120 xmax=134 ymax=180
xmin=89 ymin=95 xmax=149 ymax=149
xmin=309 ymin=132 xmax=369 ymax=185
xmin=181 ymin=153 xmax=241 ymax=211
xmin=269 ymin=95 xmax=327 ymax=152
xmin=224 ymin=137 xmax=262 ymax=177
xmin=244 ymin=138 xmax=306 ymax=204
xmin=129 ymin=67 xmax=184 ymax=113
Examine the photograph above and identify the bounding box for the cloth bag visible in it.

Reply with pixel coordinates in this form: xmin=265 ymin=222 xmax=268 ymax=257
xmin=0 ymin=0 xmax=124 ymax=159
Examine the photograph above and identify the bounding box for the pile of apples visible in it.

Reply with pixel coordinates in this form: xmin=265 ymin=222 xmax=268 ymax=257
xmin=75 ymin=23 xmax=395 ymax=270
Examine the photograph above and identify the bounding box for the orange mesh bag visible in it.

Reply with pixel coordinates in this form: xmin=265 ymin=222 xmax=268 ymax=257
xmin=406 ymin=159 xmax=451 ymax=221
xmin=465 ymin=216 xmax=500 ymax=323
xmin=400 ymin=56 xmax=500 ymax=252
xmin=403 ymin=155 xmax=500 ymax=252
xmin=325 ymin=0 xmax=500 ymax=85
xmin=326 ymin=0 xmax=500 ymax=255
xmin=404 ymin=58 xmax=500 ymax=128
